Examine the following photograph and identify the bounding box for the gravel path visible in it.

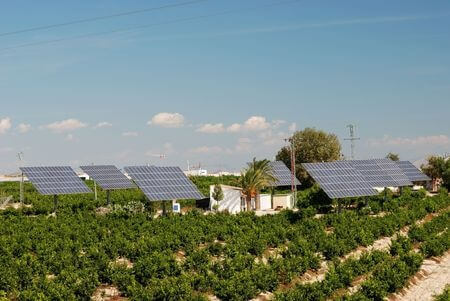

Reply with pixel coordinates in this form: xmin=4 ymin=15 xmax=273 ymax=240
xmin=388 ymin=251 xmax=450 ymax=301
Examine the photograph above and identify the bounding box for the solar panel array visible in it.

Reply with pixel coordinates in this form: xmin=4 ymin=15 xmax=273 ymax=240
xmin=80 ymin=165 xmax=135 ymax=190
xmin=124 ymin=166 xmax=204 ymax=201
xmin=396 ymin=161 xmax=431 ymax=182
xmin=20 ymin=166 xmax=92 ymax=195
xmin=269 ymin=161 xmax=301 ymax=187
xmin=350 ymin=159 xmax=412 ymax=187
xmin=302 ymin=161 xmax=378 ymax=199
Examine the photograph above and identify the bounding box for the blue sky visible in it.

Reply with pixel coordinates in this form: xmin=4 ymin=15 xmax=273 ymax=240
xmin=0 ymin=0 xmax=449 ymax=173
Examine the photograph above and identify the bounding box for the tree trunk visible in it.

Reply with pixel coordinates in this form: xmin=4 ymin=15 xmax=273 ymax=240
xmin=246 ymin=195 xmax=252 ymax=211
xmin=255 ymin=193 xmax=260 ymax=210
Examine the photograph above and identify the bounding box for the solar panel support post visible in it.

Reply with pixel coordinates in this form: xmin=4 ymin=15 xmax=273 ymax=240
xmin=53 ymin=195 xmax=58 ymax=212
xmin=162 ymin=201 xmax=167 ymax=216
xmin=285 ymin=136 xmax=297 ymax=206
xmin=20 ymin=172 xmax=24 ymax=204
xmin=94 ymin=181 xmax=97 ymax=201
xmin=106 ymin=190 xmax=111 ymax=206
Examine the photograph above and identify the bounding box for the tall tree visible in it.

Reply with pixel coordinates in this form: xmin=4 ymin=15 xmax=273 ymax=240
xmin=276 ymin=127 xmax=341 ymax=186
xmin=421 ymin=156 xmax=447 ymax=190
xmin=385 ymin=152 xmax=400 ymax=161
xmin=239 ymin=158 xmax=276 ymax=211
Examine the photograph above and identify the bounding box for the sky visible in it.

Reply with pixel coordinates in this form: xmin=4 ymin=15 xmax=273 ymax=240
xmin=0 ymin=0 xmax=449 ymax=173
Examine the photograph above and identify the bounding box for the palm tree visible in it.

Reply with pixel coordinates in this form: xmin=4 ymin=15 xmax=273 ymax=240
xmin=239 ymin=158 xmax=276 ymax=211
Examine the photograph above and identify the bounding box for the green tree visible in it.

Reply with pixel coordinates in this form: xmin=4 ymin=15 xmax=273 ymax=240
xmin=442 ymin=159 xmax=450 ymax=189
xmin=276 ymin=127 xmax=341 ymax=187
xmin=212 ymin=184 xmax=224 ymax=211
xmin=239 ymin=158 xmax=276 ymax=211
xmin=385 ymin=152 xmax=400 ymax=161
xmin=421 ymin=156 xmax=446 ymax=181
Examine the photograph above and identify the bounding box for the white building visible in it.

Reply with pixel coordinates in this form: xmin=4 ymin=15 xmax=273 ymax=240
xmin=184 ymin=169 xmax=208 ymax=176
xmin=209 ymin=184 xmax=295 ymax=214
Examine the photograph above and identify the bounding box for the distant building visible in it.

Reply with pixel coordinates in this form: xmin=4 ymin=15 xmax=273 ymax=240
xmin=184 ymin=169 xmax=208 ymax=176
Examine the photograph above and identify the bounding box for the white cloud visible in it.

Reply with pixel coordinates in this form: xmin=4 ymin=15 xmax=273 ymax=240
xmin=145 ymin=142 xmax=175 ymax=157
xmin=0 ymin=117 xmax=12 ymax=134
xmin=243 ymin=116 xmax=270 ymax=131
xmin=226 ymin=123 xmax=242 ymax=133
xmin=190 ymin=146 xmax=224 ymax=154
xmin=148 ymin=112 xmax=185 ymax=128
xmin=17 ymin=123 xmax=31 ymax=133
xmin=259 ymin=130 xmax=286 ymax=146
xmin=44 ymin=118 xmax=87 ymax=133
xmin=197 ymin=123 xmax=225 ymax=134
xmin=65 ymin=134 xmax=74 ymax=141
xmin=368 ymin=135 xmax=450 ymax=147
xmin=272 ymin=120 xmax=286 ymax=128
xmin=288 ymin=122 xmax=297 ymax=132
xmin=94 ymin=121 xmax=112 ymax=128
xmin=225 ymin=116 xmax=271 ymax=133
xmin=235 ymin=137 xmax=252 ymax=152
xmin=122 ymin=131 xmax=138 ymax=137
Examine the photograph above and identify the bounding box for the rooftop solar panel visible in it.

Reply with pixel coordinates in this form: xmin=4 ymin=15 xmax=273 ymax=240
xmin=269 ymin=161 xmax=301 ymax=187
xmin=350 ymin=159 xmax=412 ymax=187
xmin=20 ymin=166 xmax=92 ymax=195
xmin=124 ymin=166 xmax=204 ymax=201
xmin=80 ymin=165 xmax=135 ymax=190
xmin=396 ymin=161 xmax=431 ymax=182
xmin=302 ymin=162 xmax=378 ymax=199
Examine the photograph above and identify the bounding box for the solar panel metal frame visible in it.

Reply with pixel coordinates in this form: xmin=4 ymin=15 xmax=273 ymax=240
xmin=124 ymin=166 xmax=204 ymax=201
xmin=20 ymin=166 xmax=92 ymax=195
xmin=302 ymin=161 xmax=378 ymax=199
xmin=349 ymin=159 xmax=412 ymax=187
xmin=80 ymin=165 xmax=136 ymax=190
xmin=396 ymin=161 xmax=431 ymax=182
xmin=269 ymin=161 xmax=301 ymax=187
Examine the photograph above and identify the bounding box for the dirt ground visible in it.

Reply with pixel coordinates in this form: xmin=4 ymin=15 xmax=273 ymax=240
xmin=388 ymin=250 xmax=450 ymax=301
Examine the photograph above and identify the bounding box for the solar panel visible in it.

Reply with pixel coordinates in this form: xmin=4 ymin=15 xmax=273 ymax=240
xmin=350 ymin=159 xmax=412 ymax=187
xmin=302 ymin=162 xmax=378 ymax=199
xmin=396 ymin=161 xmax=431 ymax=182
xmin=80 ymin=165 xmax=135 ymax=190
xmin=20 ymin=166 xmax=92 ymax=195
xmin=124 ymin=166 xmax=204 ymax=201
xmin=269 ymin=161 xmax=301 ymax=186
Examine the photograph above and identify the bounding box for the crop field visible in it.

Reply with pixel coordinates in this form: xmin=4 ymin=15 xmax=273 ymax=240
xmin=0 ymin=182 xmax=449 ymax=301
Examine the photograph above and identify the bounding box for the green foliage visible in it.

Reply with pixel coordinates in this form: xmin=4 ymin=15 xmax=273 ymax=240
xmin=275 ymin=127 xmax=342 ymax=187
xmin=434 ymin=285 xmax=450 ymax=301
xmin=422 ymin=156 xmax=450 ymax=189
xmin=385 ymin=152 xmax=400 ymax=161
xmin=0 ymin=181 xmax=448 ymax=300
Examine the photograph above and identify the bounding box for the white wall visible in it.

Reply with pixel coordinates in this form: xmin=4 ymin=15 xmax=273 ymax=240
xmin=210 ymin=185 xmax=243 ymax=214
xmin=260 ymin=194 xmax=272 ymax=210
xmin=273 ymin=194 xmax=293 ymax=209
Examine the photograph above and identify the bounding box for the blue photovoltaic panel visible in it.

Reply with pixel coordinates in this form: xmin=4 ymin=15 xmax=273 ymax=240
xmin=20 ymin=166 xmax=92 ymax=195
xmin=269 ymin=161 xmax=301 ymax=187
xmin=396 ymin=161 xmax=431 ymax=182
xmin=302 ymin=161 xmax=378 ymax=199
xmin=124 ymin=166 xmax=204 ymax=201
xmin=80 ymin=165 xmax=135 ymax=190
xmin=350 ymin=159 xmax=412 ymax=187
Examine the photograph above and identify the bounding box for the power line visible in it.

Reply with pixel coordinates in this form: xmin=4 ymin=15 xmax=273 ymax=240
xmin=0 ymin=0 xmax=301 ymax=53
xmin=0 ymin=0 xmax=208 ymax=38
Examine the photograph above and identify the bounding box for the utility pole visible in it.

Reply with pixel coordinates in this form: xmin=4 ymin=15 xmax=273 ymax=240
xmin=91 ymin=163 xmax=97 ymax=201
xmin=17 ymin=152 xmax=24 ymax=204
xmin=284 ymin=136 xmax=297 ymax=204
xmin=344 ymin=124 xmax=360 ymax=160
